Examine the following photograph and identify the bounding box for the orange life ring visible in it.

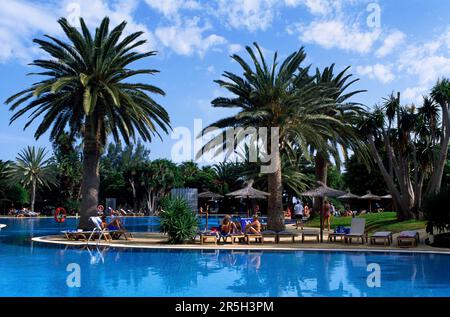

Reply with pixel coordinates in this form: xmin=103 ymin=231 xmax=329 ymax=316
xmin=54 ymin=207 xmax=67 ymax=223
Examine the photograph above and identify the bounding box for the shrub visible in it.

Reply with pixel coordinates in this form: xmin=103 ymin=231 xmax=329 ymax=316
xmin=159 ymin=197 xmax=199 ymax=244
xmin=423 ymin=188 xmax=450 ymax=234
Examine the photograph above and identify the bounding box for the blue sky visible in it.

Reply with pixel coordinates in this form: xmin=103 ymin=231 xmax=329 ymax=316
xmin=1 ymin=0 xmax=450 ymax=162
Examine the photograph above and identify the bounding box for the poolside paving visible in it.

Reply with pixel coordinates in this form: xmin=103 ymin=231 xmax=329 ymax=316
xmin=32 ymin=226 xmax=450 ymax=254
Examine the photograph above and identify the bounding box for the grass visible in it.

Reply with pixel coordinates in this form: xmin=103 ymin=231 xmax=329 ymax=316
xmin=306 ymin=212 xmax=426 ymax=234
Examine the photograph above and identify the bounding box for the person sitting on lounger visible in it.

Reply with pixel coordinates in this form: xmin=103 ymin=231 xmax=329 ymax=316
xmin=220 ymin=215 xmax=237 ymax=235
xmin=100 ymin=215 xmax=124 ymax=231
xmin=245 ymin=215 xmax=261 ymax=234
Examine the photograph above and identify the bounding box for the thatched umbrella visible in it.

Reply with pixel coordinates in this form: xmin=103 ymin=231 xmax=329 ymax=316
xmin=301 ymin=182 xmax=346 ymax=242
xmin=338 ymin=190 xmax=361 ymax=200
xmin=338 ymin=190 xmax=361 ymax=211
xmin=360 ymin=191 xmax=381 ymax=212
xmin=226 ymin=181 xmax=269 ymax=217
xmin=198 ymin=191 xmax=224 ymax=230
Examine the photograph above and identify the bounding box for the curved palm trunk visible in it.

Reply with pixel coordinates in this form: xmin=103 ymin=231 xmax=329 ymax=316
xmin=267 ymin=149 xmax=284 ymax=231
xmin=78 ymin=118 xmax=102 ymax=230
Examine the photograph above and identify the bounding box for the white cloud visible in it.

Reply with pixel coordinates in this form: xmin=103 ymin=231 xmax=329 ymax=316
xmin=0 ymin=0 xmax=59 ymax=62
xmin=144 ymin=0 xmax=201 ymax=18
xmin=155 ymin=18 xmax=227 ymax=58
xmin=59 ymin=0 xmax=157 ymax=52
xmin=228 ymin=43 xmax=244 ymax=55
xmin=375 ymin=30 xmax=406 ymax=58
xmin=398 ymin=29 xmax=450 ymax=103
xmin=356 ymin=64 xmax=395 ymax=84
xmin=0 ymin=0 xmax=158 ymax=63
xmin=295 ymin=20 xmax=381 ymax=54
xmin=403 ymin=86 xmax=427 ymax=104
xmin=285 ymin=0 xmax=333 ymax=15
xmin=215 ymin=0 xmax=278 ymax=32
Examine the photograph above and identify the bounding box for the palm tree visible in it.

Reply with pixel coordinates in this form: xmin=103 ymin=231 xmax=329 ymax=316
xmin=427 ymin=79 xmax=450 ymax=194
xmin=7 ymin=147 xmax=56 ymax=212
xmin=200 ymin=43 xmax=342 ymax=231
xmin=311 ymin=65 xmax=368 ymax=195
xmin=6 ymin=17 xmax=170 ymax=229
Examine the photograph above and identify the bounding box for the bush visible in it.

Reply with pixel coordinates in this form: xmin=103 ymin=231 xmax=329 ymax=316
xmin=423 ymin=188 xmax=450 ymax=234
xmin=159 ymin=197 xmax=198 ymax=244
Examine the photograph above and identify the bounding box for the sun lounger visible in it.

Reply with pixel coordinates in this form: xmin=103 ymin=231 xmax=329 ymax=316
xmin=276 ymin=230 xmax=298 ymax=243
xmin=370 ymin=231 xmax=393 ymax=245
xmin=199 ymin=231 xmax=219 ymax=244
xmin=63 ymin=229 xmax=93 ymax=241
xmin=301 ymin=229 xmax=320 ymax=242
xmin=397 ymin=231 xmax=420 ymax=247
xmin=88 ymin=216 xmax=131 ymax=243
xmin=261 ymin=230 xmax=278 ymax=243
xmin=245 ymin=233 xmax=263 ymax=244
xmin=344 ymin=218 xmax=367 ymax=244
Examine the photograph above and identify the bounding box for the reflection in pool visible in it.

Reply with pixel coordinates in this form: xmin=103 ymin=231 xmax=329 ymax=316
xmin=0 ymin=218 xmax=449 ymax=297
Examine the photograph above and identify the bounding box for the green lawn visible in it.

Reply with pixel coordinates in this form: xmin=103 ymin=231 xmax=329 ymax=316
xmin=306 ymin=212 xmax=426 ymax=234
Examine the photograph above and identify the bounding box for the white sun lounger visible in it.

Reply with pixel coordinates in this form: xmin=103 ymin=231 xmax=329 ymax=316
xmin=344 ymin=218 xmax=367 ymax=244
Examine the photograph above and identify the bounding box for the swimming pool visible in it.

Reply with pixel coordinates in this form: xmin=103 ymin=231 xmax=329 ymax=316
xmin=0 ymin=217 xmax=449 ymax=297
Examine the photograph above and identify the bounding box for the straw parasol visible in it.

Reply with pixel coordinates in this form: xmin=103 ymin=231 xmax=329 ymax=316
xmin=198 ymin=191 xmax=224 ymax=199
xmin=226 ymin=180 xmax=269 ymax=217
xmin=360 ymin=191 xmax=381 ymax=212
xmin=301 ymin=182 xmax=346 ymax=242
xmin=338 ymin=190 xmax=361 ymax=200
xmin=198 ymin=191 xmax=224 ymax=231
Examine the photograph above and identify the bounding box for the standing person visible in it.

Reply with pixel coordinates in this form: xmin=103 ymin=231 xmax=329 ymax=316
xmin=253 ymin=204 xmax=260 ymax=216
xmin=323 ymin=200 xmax=331 ymax=231
xmin=293 ymin=200 xmax=304 ymax=230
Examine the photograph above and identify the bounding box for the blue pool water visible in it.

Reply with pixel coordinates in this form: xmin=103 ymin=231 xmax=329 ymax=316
xmin=0 ymin=217 xmax=449 ymax=297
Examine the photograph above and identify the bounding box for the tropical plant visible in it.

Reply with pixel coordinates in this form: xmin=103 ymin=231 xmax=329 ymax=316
xmin=423 ymin=188 xmax=450 ymax=234
xmin=159 ymin=197 xmax=198 ymax=244
xmin=310 ymin=64 xmax=369 ymax=213
xmin=360 ymin=81 xmax=450 ymax=220
xmin=138 ymin=159 xmax=180 ymax=214
xmin=199 ymin=43 xmax=350 ymax=230
xmin=6 ymin=17 xmax=170 ymax=229
xmin=7 ymin=146 xmax=57 ymax=212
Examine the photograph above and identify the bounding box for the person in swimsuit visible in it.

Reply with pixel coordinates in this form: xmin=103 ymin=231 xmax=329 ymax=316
xmin=245 ymin=215 xmax=261 ymax=234
xmin=101 ymin=215 xmax=124 ymax=231
xmin=323 ymin=200 xmax=331 ymax=231
xmin=220 ymin=215 xmax=237 ymax=235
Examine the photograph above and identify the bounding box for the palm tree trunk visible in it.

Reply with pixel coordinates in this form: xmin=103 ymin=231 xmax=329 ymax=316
xmin=267 ymin=149 xmax=284 ymax=231
xmin=427 ymin=101 xmax=450 ymax=195
xmin=313 ymin=152 xmax=328 ymax=216
xmin=78 ymin=118 xmax=101 ymax=230
xmin=30 ymin=179 xmax=36 ymax=212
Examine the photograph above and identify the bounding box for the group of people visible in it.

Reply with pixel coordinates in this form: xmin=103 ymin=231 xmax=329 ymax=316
xmin=8 ymin=208 xmax=40 ymax=217
xmin=218 ymin=214 xmax=262 ymax=236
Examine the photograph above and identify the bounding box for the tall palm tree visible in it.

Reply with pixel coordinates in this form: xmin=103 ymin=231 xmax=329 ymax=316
xmin=7 ymin=147 xmax=56 ymax=212
xmin=200 ymin=43 xmax=342 ymax=231
xmin=427 ymin=79 xmax=450 ymax=194
xmin=6 ymin=17 xmax=170 ymax=229
xmin=312 ymin=65 xmax=368 ymax=184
